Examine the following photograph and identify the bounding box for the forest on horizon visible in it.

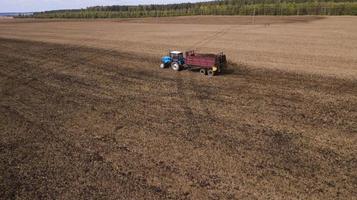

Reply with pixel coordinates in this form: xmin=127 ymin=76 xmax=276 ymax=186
xmin=21 ymin=0 xmax=357 ymax=18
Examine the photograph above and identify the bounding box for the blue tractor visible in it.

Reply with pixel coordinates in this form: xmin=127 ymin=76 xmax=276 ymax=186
xmin=160 ymin=51 xmax=185 ymax=71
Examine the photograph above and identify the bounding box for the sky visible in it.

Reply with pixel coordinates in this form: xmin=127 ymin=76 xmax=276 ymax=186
xmin=0 ymin=0 xmax=203 ymax=13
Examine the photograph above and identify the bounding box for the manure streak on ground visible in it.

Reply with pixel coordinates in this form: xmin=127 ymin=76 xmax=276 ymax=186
xmin=0 ymin=38 xmax=356 ymax=199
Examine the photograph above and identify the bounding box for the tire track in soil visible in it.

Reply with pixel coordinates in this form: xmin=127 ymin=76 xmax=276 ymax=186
xmin=171 ymin=73 xmax=229 ymax=198
xmin=174 ymin=75 xmax=201 ymax=144
xmin=188 ymin=26 xmax=233 ymax=51
xmin=173 ymin=73 xmax=215 ymax=148
xmin=173 ymin=25 xmax=232 ymax=145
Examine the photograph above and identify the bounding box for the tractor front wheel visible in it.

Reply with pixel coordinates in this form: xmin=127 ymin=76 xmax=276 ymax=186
xmin=171 ymin=62 xmax=181 ymax=71
xmin=160 ymin=63 xmax=166 ymax=69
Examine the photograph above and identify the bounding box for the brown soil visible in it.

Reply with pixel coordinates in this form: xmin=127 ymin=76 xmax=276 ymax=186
xmin=0 ymin=37 xmax=356 ymax=199
xmin=0 ymin=16 xmax=13 ymax=20
xmin=0 ymin=16 xmax=324 ymax=25
xmin=114 ymin=15 xmax=325 ymax=25
xmin=0 ymin=16 xmax=356 ymax=78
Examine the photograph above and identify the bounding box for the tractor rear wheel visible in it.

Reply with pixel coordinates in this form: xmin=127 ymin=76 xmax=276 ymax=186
xmin=207 ymin=69 xmax=215 ymax=77
xmin=171 ymin=62 xmax=180 ymax=71
xmin=200 ymin=68 xmax=207 ymax=75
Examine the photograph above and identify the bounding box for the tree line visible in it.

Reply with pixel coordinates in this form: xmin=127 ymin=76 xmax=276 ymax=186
xmin=23 ymin=0 xmax=357 ymax=18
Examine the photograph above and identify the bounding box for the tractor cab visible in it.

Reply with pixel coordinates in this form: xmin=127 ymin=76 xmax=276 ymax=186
xmin=160 ymin=50 xmax=185 ymax=71
xmin=170 ymin=51 xmax=184 ymax=63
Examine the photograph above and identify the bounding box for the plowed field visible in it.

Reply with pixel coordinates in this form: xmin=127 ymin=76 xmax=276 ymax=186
xmin=0 ymin=16 xmax=356 ymax=199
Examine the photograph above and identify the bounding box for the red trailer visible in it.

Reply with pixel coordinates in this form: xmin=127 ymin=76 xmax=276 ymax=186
xmin=160 ymin=50 xmax=227 ymax=76
xmin=184 ymin=51 xmax=227 ymax=76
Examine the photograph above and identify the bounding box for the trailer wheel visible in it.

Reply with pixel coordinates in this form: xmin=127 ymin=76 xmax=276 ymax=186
xmin=171 ymin=62 xmax=180 ymax=71
xmin=200 ymin=68 xmax=207 ymax=75
xmin=207 ymin=69 xmax=215 ymax=77
xmin=160 ymin=63 xmax=166 ymax=69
